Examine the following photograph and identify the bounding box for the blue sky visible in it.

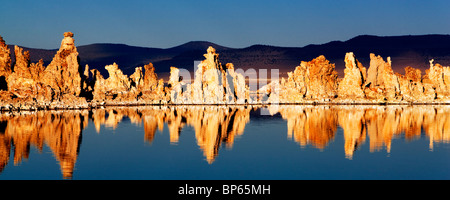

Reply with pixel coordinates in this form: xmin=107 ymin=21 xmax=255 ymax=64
xmin=1 ymin=0 xmax=449 ymax=49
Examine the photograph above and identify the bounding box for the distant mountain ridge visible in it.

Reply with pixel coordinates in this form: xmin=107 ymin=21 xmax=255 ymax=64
xmin=8 ymin=34 xmax=450 ymax=77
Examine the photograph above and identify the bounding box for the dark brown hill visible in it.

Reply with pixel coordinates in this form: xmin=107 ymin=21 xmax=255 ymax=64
xmin=9 ymin=34 xmax=450 ymax=78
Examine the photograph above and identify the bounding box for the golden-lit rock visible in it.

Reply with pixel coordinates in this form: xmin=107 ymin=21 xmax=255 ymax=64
xmin=225 ymin=63 xmax=249 ymax=104
xmin=338 ymin=52 xmax=366 ymax=99
xmin=426 ymin=59 xmax=450 ymax=100
xmin=365 ymin=54 xmax=401 ymax=101
xmin=261 ymin=55 xmax=338 ymax=103
xmin=91 ymin=62 xmax=134 ymax=104
xmin=6 ymin=46 xmax=34 ymax=98
xmin=3 ymin=45 xmax=54 ymax=105
xmin=397 ymin=66 xmax=428 ymax=102
xmin=366 ymin=54 xmax=386 ymax=87
xmin=279 ymin=64 xmax=307 ymax=102
xmin=2 ymin=33 xmax=450 ymax=109
xmin=17 ymin=32 xmax=88 ymax=109
xmin=0 ymin=35 xmax=11 ymax=80
xmin=105 ymin=63 xmax=132 ymax=93
xmin=129 ymin=67 xmax=144 ymax=93
xmin=168 ymin=66 xmax=184 ymax=103
xmin=198 ymin=46 xmax=226 ymax=103
xmin=90 ymin=61 xmax=167 ymax=105
xmin=30 ymin=59 xmax=46 ymax=81
xmin=41 ymin=32 xmax=82 ymax=97
xmin=81 ymin=64 xmax=91 ymax=95
xmin=290 ymin=65 xmax=308 ymax=97
xmin=90 ymin=68 xmax=106 ymax=101
xmin=143 ymin=63 xmax=158 ymax=91
xmin=168 ymin=46 xmax=250 ymax=104
xmin=257 ymin=80 xmax=281 ymax=103
xmin=304 ymin=55 xmax=338 ymax=99
xmin=12 ymin=46 xmax=32 ymax=78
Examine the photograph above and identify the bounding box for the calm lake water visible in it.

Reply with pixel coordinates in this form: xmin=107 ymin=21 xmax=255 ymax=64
xmin=0 ymin=105 xmax=449 ymax=180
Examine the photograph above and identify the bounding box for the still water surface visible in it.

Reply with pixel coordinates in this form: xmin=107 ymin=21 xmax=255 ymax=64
xmin=0 ymin=105 xmax=449 ymax=180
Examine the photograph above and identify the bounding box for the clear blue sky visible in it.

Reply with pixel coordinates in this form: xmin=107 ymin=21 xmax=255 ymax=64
xmin=1 ymin=0 xmax=449 ymax=49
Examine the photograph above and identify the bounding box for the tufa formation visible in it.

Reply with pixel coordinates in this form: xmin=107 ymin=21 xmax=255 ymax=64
xmin=168 ymin=46 xmax=250 ymax=104
xmin=0 ymin=32 xmax=449 ymax=110
xmin=261 ymin=52 xmax=450 ymax=104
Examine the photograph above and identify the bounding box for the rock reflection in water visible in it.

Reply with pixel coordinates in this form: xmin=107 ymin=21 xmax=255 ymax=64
xmin=275 ymin=105 xmax=450 ymax=159
xmin=129 ymin=106 xmax=252 ymax=163
xmin=0 ymin=105 xmax=449 ymax=179
xmin=0 ymin=110 xmax=87 ymax=179
xmin=0 ymin=106 xmax=252 ymax=178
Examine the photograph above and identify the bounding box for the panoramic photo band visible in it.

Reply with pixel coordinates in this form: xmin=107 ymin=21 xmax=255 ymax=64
xmin=1 ymin=32 xmax=449 ymax=114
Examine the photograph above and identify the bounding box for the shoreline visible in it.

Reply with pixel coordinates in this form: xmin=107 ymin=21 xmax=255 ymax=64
xmin=2 ymin=100 xmax=450 ymax=112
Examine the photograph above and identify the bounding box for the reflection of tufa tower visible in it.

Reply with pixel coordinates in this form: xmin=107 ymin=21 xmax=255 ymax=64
xmin=39 ymin=111 xmax=86 ymax=179
xmin=277 ymin=105 xmax=450 ymax=159
xmin=160 ymin=106 xmax=251 ymax=164
xmin=1 ymin=105 xmax=450 ymax=178
xmin=0 ymin=110 xmax=87 ymax=179
xmin=89 ymin=106 xmax=252 ymax=164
